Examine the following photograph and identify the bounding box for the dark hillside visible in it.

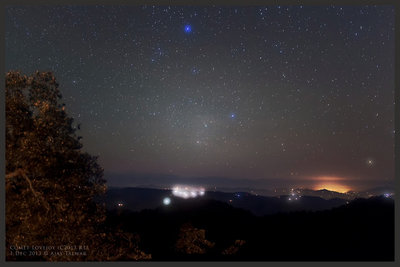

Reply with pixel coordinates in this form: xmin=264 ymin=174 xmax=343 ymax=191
xmin=105 ymin=196 xmax=394 ymax=261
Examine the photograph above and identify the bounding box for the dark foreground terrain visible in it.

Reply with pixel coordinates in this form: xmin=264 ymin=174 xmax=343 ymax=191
xmin=106 ymin=196 xmax=394 ymax=261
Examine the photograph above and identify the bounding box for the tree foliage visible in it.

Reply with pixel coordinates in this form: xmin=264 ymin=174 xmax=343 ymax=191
xmin=5 ymin=71 xmax=150 ymax=261
xmin=175 ymin=223 xmax=215 ymax=255
xmin=221 ymin=240 xmax=246 ymax=255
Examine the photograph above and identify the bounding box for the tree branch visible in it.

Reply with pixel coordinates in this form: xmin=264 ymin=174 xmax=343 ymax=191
xmin=6 ymin=168 xmax=50 ymax=211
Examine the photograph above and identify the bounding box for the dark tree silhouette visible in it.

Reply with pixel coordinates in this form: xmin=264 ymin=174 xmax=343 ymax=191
xmin=175 ymin=223 xmax=215 ymax=255
xmin=5 ymin=71 xmax=150 ymax=261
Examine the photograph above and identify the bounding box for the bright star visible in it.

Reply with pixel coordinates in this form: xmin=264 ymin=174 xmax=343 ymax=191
xmin=184 ymin=24 xmax=192 ymax=33
xmin=230 ymin=113 xmax=236 ymax=118
xmin=366 ymin=158 xmax=374 ymax=167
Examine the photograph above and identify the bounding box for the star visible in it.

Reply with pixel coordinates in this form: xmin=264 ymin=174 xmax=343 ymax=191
xmin=366 ymin=158 xmax=374 ymax=167
xmin=184 ymin=24 xmax=192 ymax=33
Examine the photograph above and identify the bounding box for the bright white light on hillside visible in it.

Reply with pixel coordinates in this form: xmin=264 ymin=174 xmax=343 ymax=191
xmin=163 ymin=197 xmax=171 ymax=205
xmin=172 ymin=185 xmax=205 ymax=199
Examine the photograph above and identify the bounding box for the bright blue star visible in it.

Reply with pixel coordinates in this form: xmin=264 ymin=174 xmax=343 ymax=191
xmin=184 ymin=24 xmax=192 ymax=33
xmin=230 ymin=113 xmax=236 ymax=118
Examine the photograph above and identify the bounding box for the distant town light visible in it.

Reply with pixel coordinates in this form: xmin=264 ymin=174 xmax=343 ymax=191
xmin=172 ymin=185 xmax=205 ymax=199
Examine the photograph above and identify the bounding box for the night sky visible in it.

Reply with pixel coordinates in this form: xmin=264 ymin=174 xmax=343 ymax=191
xmin=5 ymin=5 xmax=395 ymax=192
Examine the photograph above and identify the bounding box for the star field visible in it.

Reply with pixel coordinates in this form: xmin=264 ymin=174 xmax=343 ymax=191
xmin=5 ymin=5 xmax=395 ymax=190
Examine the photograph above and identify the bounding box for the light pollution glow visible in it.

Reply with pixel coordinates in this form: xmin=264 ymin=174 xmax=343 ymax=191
xmin=312 ymin=183 xmax=352 ymax=193
xmin=172 ymin=185 xmax=205 ymax=199
xmin=311 ymin=176 xmax=352 ymax=193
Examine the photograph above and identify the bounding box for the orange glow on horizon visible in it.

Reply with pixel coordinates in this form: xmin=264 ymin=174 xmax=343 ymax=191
xmin=310 ymin=175 xmax=352 ymax=193
xmin=313 ymin=182 xmax=352 ymax=193
xmin=311 ymin=176 xmax=346 ymax=181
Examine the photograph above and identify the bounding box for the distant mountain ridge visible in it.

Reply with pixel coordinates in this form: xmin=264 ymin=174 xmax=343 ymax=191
xmin=106 ymin=172 xmax=394 ymax=197
xmin=106 ymin=194 xmax=394 ymax=260
xmin=103 ymin=187 xmax=353 ymax=216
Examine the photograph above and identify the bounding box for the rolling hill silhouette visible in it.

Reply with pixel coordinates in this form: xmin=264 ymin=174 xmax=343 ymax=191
xmin=104 ymin=187 xmax=347 ymax=215
xmin=105 ymin=195 xmax=394 ymax=261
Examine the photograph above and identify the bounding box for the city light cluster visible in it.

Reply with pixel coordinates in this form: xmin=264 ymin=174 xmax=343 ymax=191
xmin=172 ymin=185 xmax=205 ymax=199
xmin=288 ymin=188 xmax=301 ymax=201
